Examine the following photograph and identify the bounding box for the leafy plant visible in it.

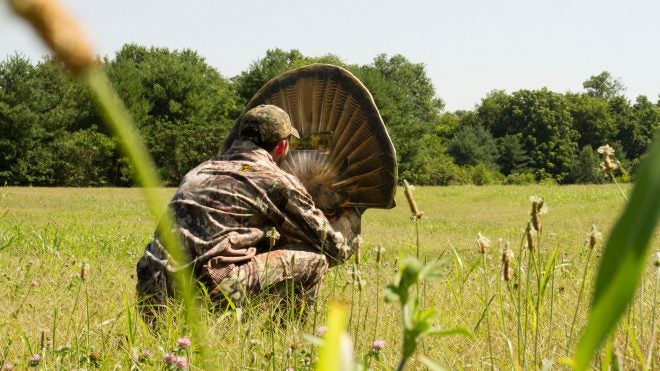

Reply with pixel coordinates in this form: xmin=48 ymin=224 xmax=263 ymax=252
xmin=385 ymin=256 xmax=470 ymax=370
xmin=573 ymin=136 xmax=660 ymax=369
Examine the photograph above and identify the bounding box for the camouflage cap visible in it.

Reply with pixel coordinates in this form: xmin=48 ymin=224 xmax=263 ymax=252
xmin=239 ymin=105 xmax=300 ymax=143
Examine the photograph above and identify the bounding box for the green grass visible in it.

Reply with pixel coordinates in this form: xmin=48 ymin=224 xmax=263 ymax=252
xmin=1 ymin=185 xmax=657 ymax=369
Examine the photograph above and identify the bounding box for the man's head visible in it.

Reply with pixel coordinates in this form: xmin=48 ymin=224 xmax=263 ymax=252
xmin=239 ymin=105 xmax=300 ymax=147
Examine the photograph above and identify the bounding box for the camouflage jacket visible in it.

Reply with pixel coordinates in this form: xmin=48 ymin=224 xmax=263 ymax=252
xmin=148 ymin=140 xmax=344 ymax=271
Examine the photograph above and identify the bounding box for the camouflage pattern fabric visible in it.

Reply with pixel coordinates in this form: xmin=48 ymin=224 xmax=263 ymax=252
xmin=206 ymin=246 xmax=328 ymax=308
xmin=136 ymin=140 xmax=345 ymax=316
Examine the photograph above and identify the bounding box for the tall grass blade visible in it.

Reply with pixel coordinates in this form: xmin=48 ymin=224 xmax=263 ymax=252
xmin=539 ymin=246 xmax=558 ymax=306
xmin=622 ymin=319 xmax=647 ymax=371
xmin=573 ymin=137 xmax=660 ymax=370
xmin=84 ymin=66 xmax=210 ymax=366
xmin=124 ymin=294 xmax=135 ymax=349
xmin=419 ymin=354 xmax=450 ymax=371
xmin=8 ymin=1 xmax=210 ymax=366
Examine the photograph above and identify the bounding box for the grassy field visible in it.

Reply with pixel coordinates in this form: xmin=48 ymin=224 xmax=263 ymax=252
xmin=0 ymin=185 xmax=657 ymax=369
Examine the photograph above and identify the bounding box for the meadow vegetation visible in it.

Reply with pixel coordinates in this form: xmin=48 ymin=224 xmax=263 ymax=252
xmin=1 ymin=185 xmax=657 ymax=369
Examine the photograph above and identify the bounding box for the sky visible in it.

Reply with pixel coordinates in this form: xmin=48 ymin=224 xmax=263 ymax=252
xmin=1 ymin=0 xmax=658 ymax=112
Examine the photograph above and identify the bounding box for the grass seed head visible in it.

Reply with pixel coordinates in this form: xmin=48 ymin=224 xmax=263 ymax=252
xmin=353 ymin=235 xmax=363 ymax=265
xmin=10 ymin=0 xmax=95 ymax=74
xmin=80 ymin=262 xmax=89 ymax=281
xmin=503 ymin=250 xmax=514 ymax=282
xmin=89 ymin=351 xmax=102 ymax=364
xmin=526 ymin=222 xmax=536 ymax=251
xmin=477 ymin=232 xmax=490 ymax=254
xmin=529 ymin=195 xmax=547 ymax=231
xmin=501 ymin=244 xmax=514 ymax=281
xmin=374 ymin=245 xmax=385 ymax=265
xmin=589 ymin=225 xmax=602 ymax=249
xmin=266 ymin=227 xmax=280 ymax=249
xmin=403 ymin=180 xmax=423 ymax=220
xmin=597 ymin=144 xmax=619 ymax=173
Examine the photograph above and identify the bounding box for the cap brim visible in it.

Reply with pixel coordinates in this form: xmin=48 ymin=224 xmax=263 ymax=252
xmin=290 ymin=126 xmax=300 ymax=139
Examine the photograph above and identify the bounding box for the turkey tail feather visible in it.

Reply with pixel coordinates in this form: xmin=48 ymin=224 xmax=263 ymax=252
xmin=222 ymin=64 xmax=397 ymax=223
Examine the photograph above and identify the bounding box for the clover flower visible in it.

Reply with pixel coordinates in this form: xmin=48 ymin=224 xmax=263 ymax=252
xmin=56 ymin=344 xmax=71 ymax=353
xmin=163 ymin=352 xmax=177 ymax=364
xmin=371 ymin=339 xmax=385 ymax=351
xmin=174 ymin=356 xmax=188 ymax=369
xmin=176 ymin=337 xmax=191 ymax=349
xmin=138 ymin=349 xmax=152 ymax=363
xmin=315 ymin=325 xmax=328 ymax=337
xmin=28 ymin=354 xmax=41 ymax=367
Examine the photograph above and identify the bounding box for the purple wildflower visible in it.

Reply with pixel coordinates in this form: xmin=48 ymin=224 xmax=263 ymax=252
xmin=314 ymin=326 xmax=328 ymax=337
xmin=174 ymin=356 xmax=188 ymax=369
xmin=371 ymin=339 xmax=385 ymax=351
xmin=139 ymin=349 xmax=152 ymax=362
xmin=176 ymin=337 xmax=191 ymax=349
xmin=1 ymin=363 xmax=13 ymax=370
xmin=163 ymin=352 xmax=177 ymax=364
xmin=28 ymin=354 xmax=41 ymax=367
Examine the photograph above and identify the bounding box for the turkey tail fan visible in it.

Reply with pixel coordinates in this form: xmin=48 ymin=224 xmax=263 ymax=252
xmin=222 ymin=64 xmax=397 ymax=261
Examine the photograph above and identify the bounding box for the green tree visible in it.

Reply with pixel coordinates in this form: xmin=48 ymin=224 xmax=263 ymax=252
xmin=566 ymin=145 xmax=605 ymax=184
xmin=496 ymin=134 xmax=532 ymax=175
xmin=446 ymin=123 xmax=498 ymax=169
xmin=353 ymin=54 xmax=445 ymax=184
xmin=478 ymin=89 xmax=579 ymax=182
xmin=107 ymin=44 xmax=240 ymax=185
xmin=583 ymin=71 xmax=625 ymax=100
xmin=629 ymin=95 xmax=660 ymax=159
xmin=0 ymin=55 xmax=98 ymax=185
xmin=231 ymin=48 xmax=345 ymax=105
xmin=53 ymin=129 xmax=117 ymax=186
xmin=565 ymin=92 xmax=617 ymax=149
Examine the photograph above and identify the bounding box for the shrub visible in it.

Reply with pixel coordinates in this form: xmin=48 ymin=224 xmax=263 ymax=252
xmin=504 ymin=172 xmax=536 ymax=185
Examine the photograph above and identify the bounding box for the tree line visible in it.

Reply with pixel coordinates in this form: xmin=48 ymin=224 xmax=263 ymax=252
xmin=1 ymin=44 xmax=658 ymax=187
